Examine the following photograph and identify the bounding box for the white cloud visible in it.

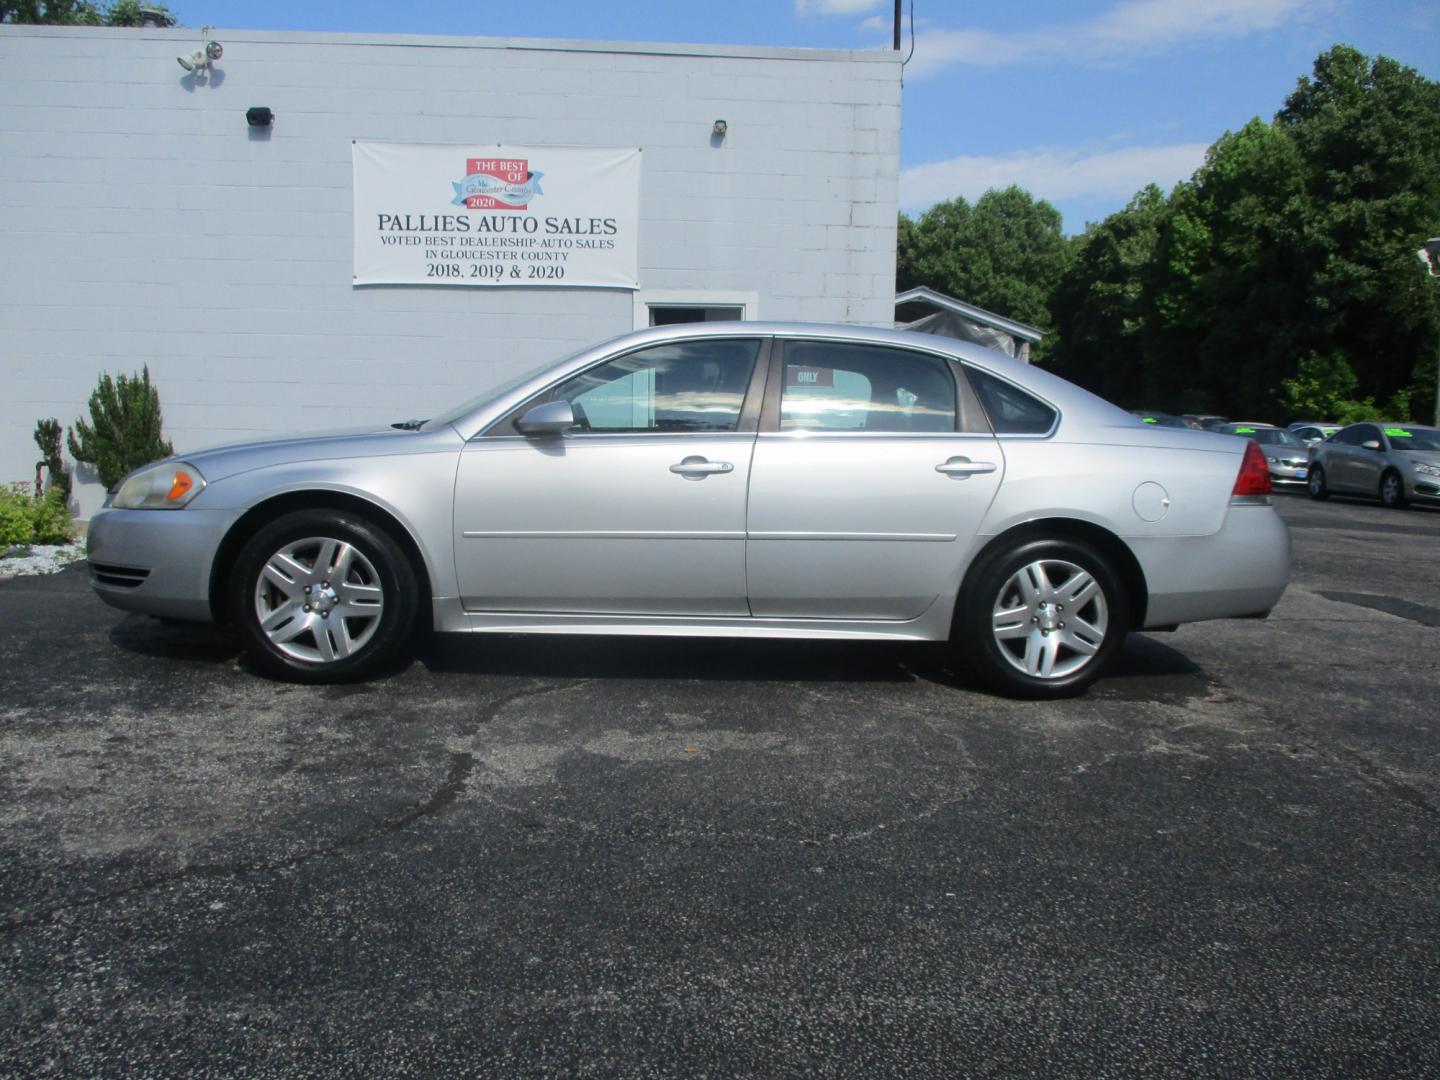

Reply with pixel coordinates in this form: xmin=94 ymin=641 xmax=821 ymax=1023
xmin=899 ymin=142 xmax=1209 ymax=212
xmin=794 ymin=0 xmax=884 ymax=16
xmin=904 ymin=0 xmax=1332 ymax=79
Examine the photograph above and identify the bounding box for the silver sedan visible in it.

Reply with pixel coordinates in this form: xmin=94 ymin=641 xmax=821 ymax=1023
xmin=1307 ymin=422 xmax=1440 ymax=508
xmin=1212 ymin=424 xmax=1311 ymax=487
xmin=87 ymin=323 xmax=1291 ymax=698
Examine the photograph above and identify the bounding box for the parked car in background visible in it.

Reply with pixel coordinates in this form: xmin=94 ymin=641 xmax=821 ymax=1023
xmin=1214 ymin=424 xmax=1310 ymax=488
xmin=86 ymin=322 xmax=1291 ymax=699
xmin=1307 ymin=422 xmax=1440 ymax=508
xmin=1288 ymin=422 xmax=1342 ymax=445
xmin=1183 ymin=415 xmax=1230 ymax=430
xmin=1130 ymin=411 xmax=1198 ymax=429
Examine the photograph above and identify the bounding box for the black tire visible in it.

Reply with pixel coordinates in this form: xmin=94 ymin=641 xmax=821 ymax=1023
xmin=1379 ymin=470 xmax=1407 ymax=510
xmin=1306 ymin=464 xmax=1329 ymax=501
xmin=230 ymin=510 xmax=419 ymax=683
xmin=955 ymin=537 xmax=1128 ymax=700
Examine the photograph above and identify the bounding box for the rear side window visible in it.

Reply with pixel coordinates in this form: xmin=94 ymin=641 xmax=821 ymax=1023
xmin=965 ymin=366 xmax=1057 ymax=435
xmin=779 ymin=342 xmax=958 ymax=433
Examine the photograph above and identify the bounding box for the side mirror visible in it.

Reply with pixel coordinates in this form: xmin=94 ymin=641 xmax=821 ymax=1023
xmin=515 ymin=400 xmax=575 ymax=435
xmin=1361 ymin=440 xmax=1382 ymax=450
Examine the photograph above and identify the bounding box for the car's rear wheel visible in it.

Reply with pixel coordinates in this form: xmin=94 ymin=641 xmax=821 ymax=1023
xmin=231 ymin=510 xmax=418 ymax=683
xmin=1379 ymin=470 xmax=1406 ymax=509
xmin=956 ymin=537 xmax=1128 ymax=699
xmin=1306 ymin=464 xmax=1329 ymax=500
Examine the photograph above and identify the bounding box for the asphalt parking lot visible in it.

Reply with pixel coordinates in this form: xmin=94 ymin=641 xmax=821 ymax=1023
xmin=2 ymin=494 xmax=1437 ymax=1076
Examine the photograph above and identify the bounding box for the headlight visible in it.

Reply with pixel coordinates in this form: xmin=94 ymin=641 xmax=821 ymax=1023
xmin=111 ymin=462 xmax=206 ymax=509
xmin=1414 ymin=462 xmax=1440 ymax=479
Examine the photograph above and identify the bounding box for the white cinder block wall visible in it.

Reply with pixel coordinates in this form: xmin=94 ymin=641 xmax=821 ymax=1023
xmin=0 ymin=26 xmax=901 ymax=516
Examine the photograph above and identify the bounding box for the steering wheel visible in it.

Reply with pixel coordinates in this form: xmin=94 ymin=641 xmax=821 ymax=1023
xmin=569 ymin=399 xmax=592 ymax=432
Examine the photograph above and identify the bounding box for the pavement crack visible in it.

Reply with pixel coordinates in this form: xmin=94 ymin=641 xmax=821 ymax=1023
xmin=1261 ymin=713 xmax=1440 ymax=818
xmin=0 ymin=751 xmax=478 ymax=936
xmin=0 ymin=680 xmax=589 ymax=934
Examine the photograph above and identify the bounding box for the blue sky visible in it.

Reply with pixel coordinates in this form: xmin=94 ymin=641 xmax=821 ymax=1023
xmin=171 ymin=0 xmax=1439 ymax=233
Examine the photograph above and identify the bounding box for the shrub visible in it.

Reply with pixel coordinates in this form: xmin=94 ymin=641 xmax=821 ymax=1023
xmin=0 ymin=486 xmax=30 ymax=547
xmin=0 ymin=485 xmax=73 ymax=547
xmin=67 ymin=366 xmax=174 ymax=489
xmin=33 ymin=417 xmax=72 ymax=504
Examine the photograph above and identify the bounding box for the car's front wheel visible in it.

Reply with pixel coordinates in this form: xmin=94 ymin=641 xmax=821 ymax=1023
xmin=1307 ymin=464 xmax=1329 ymax=500
xmin=1379 ymin=470 xmax=1407 ymax=510
xmin=956 ymin=537 xmax=1128 ymax=699
xmin=231 ymin=510 xmax=419 ymax=683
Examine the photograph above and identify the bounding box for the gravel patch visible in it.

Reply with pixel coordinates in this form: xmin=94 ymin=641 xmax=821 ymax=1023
xmin=0 ymin=543 xmax=85 ymax=581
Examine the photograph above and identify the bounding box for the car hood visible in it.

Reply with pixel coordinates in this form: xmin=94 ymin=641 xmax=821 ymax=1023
xmin=175 ymin=424 xmax=464 ymax=482
xmin=1399 ymin=450 xmax=1440 ymax=467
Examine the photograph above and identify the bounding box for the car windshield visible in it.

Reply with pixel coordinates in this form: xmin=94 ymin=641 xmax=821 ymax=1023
xmin=422 ymin=350 xmax=589 ymax=431
xmin=1384 ymin=427 xmax=1440 ymax=451
xmin=1249 ymin=428 xmax=1305 ymax=447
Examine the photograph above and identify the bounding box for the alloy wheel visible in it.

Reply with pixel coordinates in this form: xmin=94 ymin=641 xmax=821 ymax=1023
xmin=253 ymin=536 xmax=385 ymax=663
xmin=990 ymin=558 xmax=1109 ymax=680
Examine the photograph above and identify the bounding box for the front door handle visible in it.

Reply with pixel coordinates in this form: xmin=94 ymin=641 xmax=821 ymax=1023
xmin=936 ymin=456 xmax=998 ymax=478
xmin=670 ymin=456 xmax=734 ymax=480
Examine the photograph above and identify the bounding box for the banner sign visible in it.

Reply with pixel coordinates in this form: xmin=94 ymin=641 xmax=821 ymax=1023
xmin=352 ymin=142 xmax=640 ymax=289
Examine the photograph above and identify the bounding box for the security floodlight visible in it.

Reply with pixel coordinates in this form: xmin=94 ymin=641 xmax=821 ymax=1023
xmin=177 ymin=27 xmax=221 ymax=74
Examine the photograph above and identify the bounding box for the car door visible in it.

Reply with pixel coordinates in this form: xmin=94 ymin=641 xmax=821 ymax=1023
xmin=1323 ymin=426 xmax=1363 ymax=491
xmin=453 ymin=337 xmax=767 ymax=615
xmin=745 ymin=338 xmax=1004 ymax=620
xmin=1347 ymin=424 xmax=1386 ymax=494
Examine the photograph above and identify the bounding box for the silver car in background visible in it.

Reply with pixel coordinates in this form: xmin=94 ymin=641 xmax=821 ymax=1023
xmin=1307 ymin=422 xmax=1440 ymax=508
xmin=1213 ymin=424 xmax=1311 ymax=487
xmin=1288 ymin=421 xmax=1340 ymax=445
xmin=86 ymin=322 xmax=1291 ymax=698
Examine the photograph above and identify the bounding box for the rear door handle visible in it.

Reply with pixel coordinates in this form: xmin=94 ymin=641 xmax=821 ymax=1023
xmin=670 ymin=456 xmax=734 ymax=480
xmin=936 ymin=456 xmax=998 ymax=478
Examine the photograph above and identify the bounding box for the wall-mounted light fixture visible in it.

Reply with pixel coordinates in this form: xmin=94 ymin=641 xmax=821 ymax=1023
xmin=712 ymin=119 xmax=728 ymax=139
xmin=246 ymin=107 xmax=274 ymax=128
xmin=178 ymin=26 xmax=222 ymax=73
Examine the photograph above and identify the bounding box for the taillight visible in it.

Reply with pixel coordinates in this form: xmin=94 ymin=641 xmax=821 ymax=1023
xmin=1232 ymin=440 xmax=1272 ymax=499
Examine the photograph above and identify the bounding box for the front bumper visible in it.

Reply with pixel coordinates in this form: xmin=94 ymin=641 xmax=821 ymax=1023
xmin=1268 ymin=460 xmax=1309 ymax=486
xmin=1130 ymin=503 xmax=1291 ymax=628
xmin=86 ymin=507 xmax=242 ymax=621
xmin=1405 ymin=475 xmax=1440 ymax=501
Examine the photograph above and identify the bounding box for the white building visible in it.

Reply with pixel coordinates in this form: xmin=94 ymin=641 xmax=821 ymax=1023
xmin=0 ymin=25 xmax=901 ymax=515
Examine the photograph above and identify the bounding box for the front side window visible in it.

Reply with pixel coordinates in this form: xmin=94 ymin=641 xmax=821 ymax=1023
xmin=779 ymin=342 xmax=958 ymax=433
xmin=965 ymin=366 xmax=1058 ymax=435
xmin=551 ymin=339 xmax=760 ymax=434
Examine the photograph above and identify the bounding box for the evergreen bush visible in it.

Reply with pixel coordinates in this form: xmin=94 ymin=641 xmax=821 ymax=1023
xmin=67 ymin=366 xmax=174 ymax=489
xmin=32 ymin=417 xmax=72 ymax=504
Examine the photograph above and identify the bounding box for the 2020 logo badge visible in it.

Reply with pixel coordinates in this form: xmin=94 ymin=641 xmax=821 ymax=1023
xmin=451 ymin=158 xmax=545 ymax=209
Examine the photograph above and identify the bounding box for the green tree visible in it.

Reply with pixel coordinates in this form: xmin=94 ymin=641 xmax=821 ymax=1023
xmin=1049 ymin=185 xmax=1170 ymax=403
xmin=0 ymin=0 xmax=172 ymax=25
xmin=67 ymin=366 xmax=174 ymax=489
xmin=1049 ymin=45 xmax=1440 ymax=421
xmin=1277 ymin=45 xmax=1440 ymax=417
xmin=898 ymin=186 xmax=1072 ymax=353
